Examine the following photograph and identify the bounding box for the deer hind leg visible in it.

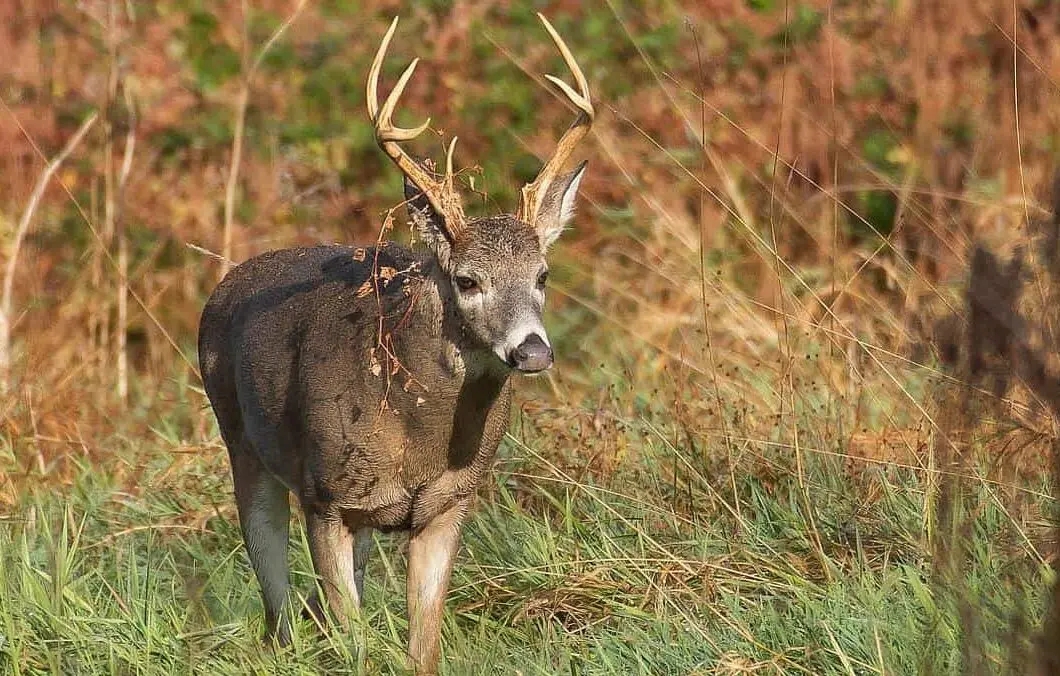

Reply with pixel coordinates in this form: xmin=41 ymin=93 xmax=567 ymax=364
xmin=406 ymin=500 xmax=470 ymax=675
xmin=305 ymin=511 xmax=370 ymax=629
xmin=229 ymin=444 xmax=292 ymax=644
xmin=352 ymin=526 xmax=374 ymax=602
xmin=303 ymin=522 xmax=373 ymax=624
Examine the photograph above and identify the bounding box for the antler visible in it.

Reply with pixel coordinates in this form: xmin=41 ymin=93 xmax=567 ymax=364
xmin=516 ymin=14 xmax=595 ymax=225
xmin=367 ymin=18 xmax=465 ymax=236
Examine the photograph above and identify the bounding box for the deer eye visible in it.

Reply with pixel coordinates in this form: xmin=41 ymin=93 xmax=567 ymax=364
xmin=455 ymin=276 xmax=479 ymax=292
xmin=536 ymin=270 xmax=549 ymax=288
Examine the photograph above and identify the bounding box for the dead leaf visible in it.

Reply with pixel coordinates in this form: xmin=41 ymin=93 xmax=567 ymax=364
xmin=369 ymin=349 xmax=382 ymax=377
xmin=380 ymin=211 xmax=395 ymax=237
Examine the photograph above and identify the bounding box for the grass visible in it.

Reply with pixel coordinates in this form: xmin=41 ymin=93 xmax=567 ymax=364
xmin=0 ymin=372 xmax=1053 ymax=674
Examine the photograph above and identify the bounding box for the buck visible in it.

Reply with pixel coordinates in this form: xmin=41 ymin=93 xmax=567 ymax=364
xmin=197 ymin=14 xmax=593 ymax=674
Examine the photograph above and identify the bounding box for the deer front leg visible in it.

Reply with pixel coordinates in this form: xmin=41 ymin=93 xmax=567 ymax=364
xmin=406 ymin=500 xmax=469 ymax=675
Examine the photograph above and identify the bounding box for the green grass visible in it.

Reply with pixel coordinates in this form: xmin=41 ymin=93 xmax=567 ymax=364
xmin=0 ymin=391 xmax=1051 ymax=675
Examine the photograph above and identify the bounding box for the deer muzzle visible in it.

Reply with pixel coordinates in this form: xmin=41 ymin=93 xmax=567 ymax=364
xmin=509 ymin=334 xmax=553 ymax=373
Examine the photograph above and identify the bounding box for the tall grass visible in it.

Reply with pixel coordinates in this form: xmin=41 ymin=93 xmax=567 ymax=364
xmin=1 ymin=401 xmax=1052 ymax=673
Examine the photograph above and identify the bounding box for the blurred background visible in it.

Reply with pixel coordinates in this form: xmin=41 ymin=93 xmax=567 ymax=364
xmin=2 ymin=0 xmax=1060 ymax=673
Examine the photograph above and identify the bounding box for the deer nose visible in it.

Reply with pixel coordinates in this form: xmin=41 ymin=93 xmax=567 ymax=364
xmin=509 ymin=334 xmax=553 ymax=373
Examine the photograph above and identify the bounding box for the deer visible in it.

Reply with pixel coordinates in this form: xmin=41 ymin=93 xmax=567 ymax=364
xmin=197 ymin=13 xmax=593 ymax=675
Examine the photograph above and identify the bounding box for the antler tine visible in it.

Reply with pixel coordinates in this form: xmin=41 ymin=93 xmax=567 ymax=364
xmin=538 ymin=16 xmax=593 ymax=118
xmin=377 ymin=60 xmax=431 ymax=140
xmin=367 ymin=17 xmax=465 ymax=231
xmin=365 ymin=17 xmax=398 ymax=121
xmin=517 ymin=14 xmax=595 ymax=224
xmin=444 ymin=136 xmax=458 ymax=191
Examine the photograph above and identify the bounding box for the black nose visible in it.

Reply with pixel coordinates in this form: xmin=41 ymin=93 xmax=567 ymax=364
xmin=509 ymin=334 xmax=553 ymax=373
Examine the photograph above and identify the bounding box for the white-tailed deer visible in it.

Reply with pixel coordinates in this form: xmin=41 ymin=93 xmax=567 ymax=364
xmin=197 ymin=14 xmax=592 ymax=674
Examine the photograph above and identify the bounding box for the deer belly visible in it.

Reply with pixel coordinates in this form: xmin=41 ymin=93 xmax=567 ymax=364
xmin=333 ymin=466 xmax=486 ymax=533
xmin=325 ymin=474 xmax=415 ymax=532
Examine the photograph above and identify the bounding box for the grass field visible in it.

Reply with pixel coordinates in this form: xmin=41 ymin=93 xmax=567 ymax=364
xmin=2 ymin=374 xmax=1054 ymax=674
xmin=2 ymin=0 xmax=1060 ymax=674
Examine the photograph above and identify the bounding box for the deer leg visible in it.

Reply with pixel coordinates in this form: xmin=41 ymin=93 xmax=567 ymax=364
xmin=230 ymin=445 xmax=292 ymax=644
xmin=352 ymin=526 xmax=374 ymax=602
xmin=406 ymin=500 xmax=469 ymax=675
xmin=305 ymin=510 xmax=363 ymax=628
xmin=303 ymin=524 xmax=373 ymax=623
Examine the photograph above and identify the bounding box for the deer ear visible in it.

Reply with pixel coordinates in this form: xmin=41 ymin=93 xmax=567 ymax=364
xmin=405 ymin=176 xmax=455 ymax=262
xmin=534 ymin=161 xmax=587 ymax=250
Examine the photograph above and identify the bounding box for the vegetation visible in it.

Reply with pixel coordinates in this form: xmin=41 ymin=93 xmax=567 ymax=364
xmin=1 ymin=0 xmax=1059 ymax=673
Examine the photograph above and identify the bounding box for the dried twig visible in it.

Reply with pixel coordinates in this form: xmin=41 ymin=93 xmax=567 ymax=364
xmin=185 ymin=242 xmax=233 ymax=265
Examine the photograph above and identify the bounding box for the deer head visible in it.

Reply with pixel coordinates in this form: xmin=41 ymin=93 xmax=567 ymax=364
xmin=367 ymin=14 xmax=593 ymax=374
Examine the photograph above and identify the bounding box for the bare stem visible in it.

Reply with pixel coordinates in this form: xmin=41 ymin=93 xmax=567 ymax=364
xmin=222 ymin=84 xmax=248 ymax=279
xmin=116 ymin=105 xmax=136 ymax=402
xmin=0 ymin=113 xmax=99 ymax=391
xmin=220 ymin=0 xmax=308 ymax=279
xmin=105 ymin=0 xmax=131 ymax=403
